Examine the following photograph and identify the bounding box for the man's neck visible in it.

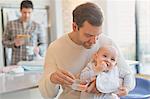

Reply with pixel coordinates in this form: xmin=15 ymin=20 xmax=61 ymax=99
xmin=21 ymin=17 xmax=29 ymax=23
xmin=68 ymin=32 xmax=81 ymax=45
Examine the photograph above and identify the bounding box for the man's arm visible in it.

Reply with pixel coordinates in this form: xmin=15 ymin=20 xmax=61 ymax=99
xmin=38 ymin=46 xmax=75 ymax=98
xmin=38 ymin=46 xmax=59 ymax=98
xmin=2 ymin=22 xmax=15 ymax=48
xmin=36 ymin=24 xmax=47 ymax=56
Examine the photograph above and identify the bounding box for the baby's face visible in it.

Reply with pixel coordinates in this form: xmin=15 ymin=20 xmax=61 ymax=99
xmin=97 ymin=47 xmax=118 ymax=71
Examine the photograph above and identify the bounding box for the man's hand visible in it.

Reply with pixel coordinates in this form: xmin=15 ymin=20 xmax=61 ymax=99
xmin=86 ymin=79 xmax=101 ymax=95
xmin=50 ymin=68 xmax=75 ymax=86
xmin=117 ymin=86 xmax=128 ymax=97
xmin=34 ymin=46 xmax=40 ymax=55
xmin=14 ymin=38 xmax=25 ymax=47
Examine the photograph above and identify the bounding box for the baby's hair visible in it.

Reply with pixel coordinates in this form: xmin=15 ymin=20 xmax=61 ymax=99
xmin=97 ymin=45 xmax=118 ymax=55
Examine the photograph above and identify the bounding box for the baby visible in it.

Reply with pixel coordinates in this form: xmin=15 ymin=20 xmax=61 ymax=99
xmin=71 ymin=45 xmax=134 ymax=99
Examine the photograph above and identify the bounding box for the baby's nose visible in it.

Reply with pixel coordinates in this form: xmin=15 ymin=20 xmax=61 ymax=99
xmin=106 ymin=61 xmax=110 ymax=67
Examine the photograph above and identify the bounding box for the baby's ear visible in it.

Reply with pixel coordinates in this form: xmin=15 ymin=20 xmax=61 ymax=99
xmin=92 ymin=52 xmax=98 ymax=60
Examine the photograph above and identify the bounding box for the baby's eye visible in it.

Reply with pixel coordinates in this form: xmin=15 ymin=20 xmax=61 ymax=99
xmin=111 ymin=58 xmax=115 ymax=61
xmin=103 ymin=55 xmax=107 ymax=57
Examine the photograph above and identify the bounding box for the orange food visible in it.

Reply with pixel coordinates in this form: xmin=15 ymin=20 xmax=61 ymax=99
xmin=16 ymin=34 xmax=31 ymax=39
xmin=77 ymin=84 xmax=88 ymax=91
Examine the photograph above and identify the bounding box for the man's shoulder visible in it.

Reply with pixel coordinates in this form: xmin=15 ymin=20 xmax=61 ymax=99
xmin=49 ymin=34 xmax=68 ymax=48
xmin=32 ymin=21 xmax=40 ymax=25
xmin=8 ymin=19 xmax=19 ymax=24
xmin=29 ymin=21 xmax=41 ymax=28
xmin=5 ymin=19 xmax=20 ymax=27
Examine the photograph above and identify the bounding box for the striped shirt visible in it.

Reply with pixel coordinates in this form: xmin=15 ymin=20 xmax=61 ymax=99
xmin=2 ymin=18 xmax=46 ymax=65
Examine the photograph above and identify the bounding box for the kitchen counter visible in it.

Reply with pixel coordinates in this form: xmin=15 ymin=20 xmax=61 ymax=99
xmin=0 ymin=71 xmax=43 ymax=99
xmin=0 ymin=71 xmax=41 ymax=94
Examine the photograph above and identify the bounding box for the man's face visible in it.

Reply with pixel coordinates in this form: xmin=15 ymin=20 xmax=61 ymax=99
xmin=20 ymin=8 xmax=33 ymax=22
xmin=75 ymin=21 xmax=102 ymax=49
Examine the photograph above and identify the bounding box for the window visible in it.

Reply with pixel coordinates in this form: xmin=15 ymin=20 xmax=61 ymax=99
xmin=106 ymin=0 xmax=136 ymax=60
xmin=136 ymin=0 xmax=150 ymax=74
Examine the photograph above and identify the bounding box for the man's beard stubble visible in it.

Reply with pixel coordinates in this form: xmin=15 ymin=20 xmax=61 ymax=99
xmin=82 ymin=42 xmax=94 ymax=49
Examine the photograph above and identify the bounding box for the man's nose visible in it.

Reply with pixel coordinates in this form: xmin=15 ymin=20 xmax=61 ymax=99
xmin=26 ymin=14 xmax=29 ymax=17
xmin=25 ymin=13 xmax=30 ymax=17
xmin=90 ymin=36 xmax=97 ymax=44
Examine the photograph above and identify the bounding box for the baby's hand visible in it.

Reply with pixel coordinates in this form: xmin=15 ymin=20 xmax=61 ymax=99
xmin=93 ymin=61 xmax=107 ymax=74
xmin=117 ymin=86 xmax=129 ymax=97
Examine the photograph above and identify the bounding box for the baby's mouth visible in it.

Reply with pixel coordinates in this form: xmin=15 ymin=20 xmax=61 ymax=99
xmin=104 ymin=62 xmax=109 ymax=72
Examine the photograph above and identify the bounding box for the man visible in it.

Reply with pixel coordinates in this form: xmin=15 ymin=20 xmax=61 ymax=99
xmin=39 ymin=2 xmax=135 ymax=99
xmin=2 ymin=0 xmax=46 ymax=65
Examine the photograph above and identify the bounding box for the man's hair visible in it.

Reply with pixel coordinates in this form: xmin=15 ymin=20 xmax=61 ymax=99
xmin=73 ymin=2 xmax=104 ymax=28
xmin=20 ymin=0 xmax=33 ymax=10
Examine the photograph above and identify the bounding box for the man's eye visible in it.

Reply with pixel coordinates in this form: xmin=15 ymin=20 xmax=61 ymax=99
xmin=86 ymin=34 xmax=92 ymax=37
